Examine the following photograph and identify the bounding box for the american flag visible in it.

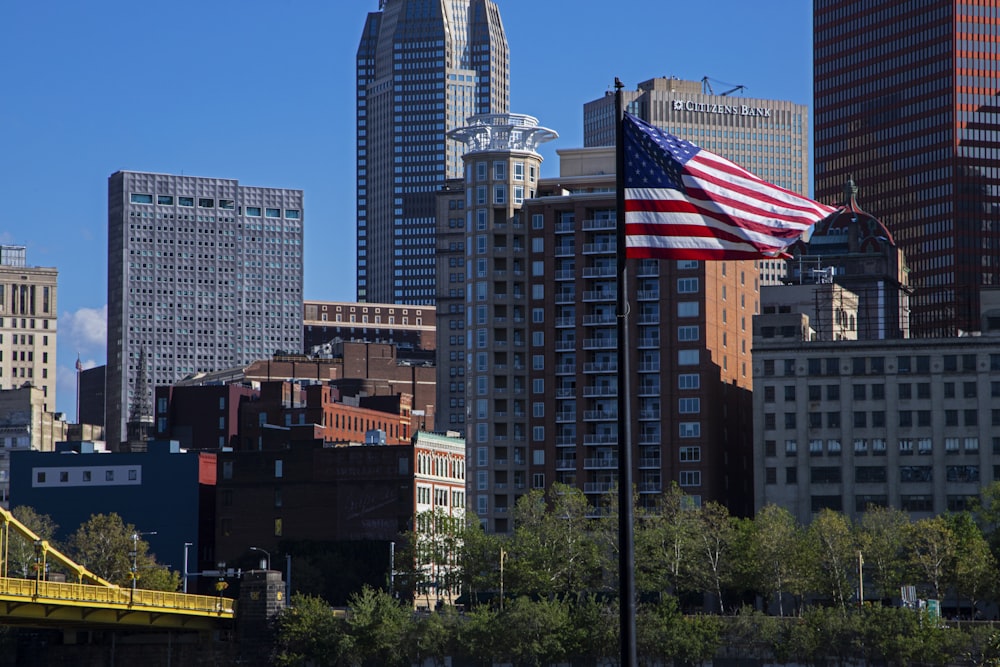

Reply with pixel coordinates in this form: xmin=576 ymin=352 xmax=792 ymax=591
xmin=623 ymin=113 xmax=836 ymax=260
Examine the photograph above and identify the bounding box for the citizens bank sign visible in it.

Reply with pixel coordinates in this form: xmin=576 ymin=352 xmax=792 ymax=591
xmin=673 ymin=99 xmax=772 ymax=118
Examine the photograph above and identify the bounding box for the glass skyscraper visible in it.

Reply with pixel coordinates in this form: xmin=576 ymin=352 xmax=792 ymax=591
xmin=814 ymin=0 xmax=1000 ymax=336
xmin=356 ymin=0 xmax=509 ymax=305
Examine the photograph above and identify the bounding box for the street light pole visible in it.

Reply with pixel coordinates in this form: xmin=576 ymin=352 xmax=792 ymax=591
xmin=183 ymin=542 xmax=193 ymax=594
xmin=250 ymin=546 xmax=271 ymax=571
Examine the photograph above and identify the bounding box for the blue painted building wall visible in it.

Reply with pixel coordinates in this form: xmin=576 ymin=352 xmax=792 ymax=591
xmin=9 ymin=439 xmax=215 ymax=587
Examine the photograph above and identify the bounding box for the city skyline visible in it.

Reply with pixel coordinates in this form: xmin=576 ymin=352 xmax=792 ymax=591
xmin=0 ymin=1 xmax=813 ymax=415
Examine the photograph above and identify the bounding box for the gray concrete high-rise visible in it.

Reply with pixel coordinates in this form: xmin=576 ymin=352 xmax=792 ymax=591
xmin=356 ymin=0 xmax=509 ymax=305
xmin=107 ymin=171 xmax=303 ymax=450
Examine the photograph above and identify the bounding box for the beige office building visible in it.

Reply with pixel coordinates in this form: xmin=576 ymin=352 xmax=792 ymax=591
xmin=0 ymin=246 xmax=57 ymax=411
xmin=584 ymin=77 xmax=812 ymax=287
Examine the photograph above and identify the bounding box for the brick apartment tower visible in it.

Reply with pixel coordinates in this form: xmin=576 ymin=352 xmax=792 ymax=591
xmin=356 ymin=0 xmax=509 ymax=305
xmin=813 ymin=0 xmax=1000 ymax=336
xmin=437 ymin=113 xmax=556 ymax=532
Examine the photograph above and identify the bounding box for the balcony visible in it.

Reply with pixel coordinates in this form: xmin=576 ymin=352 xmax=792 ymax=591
xmin=637 ymin=337 xmax=661 ymax=348
xmin=636 ymin=290 xmax=660 ymax=300
xmin=583 ymin=313 xmax=616 ymax=326
xmin=555 ymin=269 xmax=575 ymax=281
xmin=584 ymin=458 xmax=619 ymax=469
xmin=582 ymin=290 xmax=615 ymax=302
xmin=584 ymin=361 xmax=617 ymax=373
xmin=555 ymin=220 xmax=575 ymax=233
xmin=638 ymin=483 xmax=663 ymax=494
xmin=584 ymin=482 xmax=615 ymax=494
xmin=555 ymin=363 xmax=576 ymax=374
xmin=556 ymin=411 xmax=578 ymax=423
xmin=638 ymin=362 xmax=660 ymax=373
xmin=556 ymin=459 xmax=577 ymax=470
xmin=555 ymin=340 xmax=577 ymax=352
xmin=583 ymin=266 xmax=615 ymax=279
xmin=555 ymin=388 xmax=575 ymax=399
xmin=638 ymin=410 xmax=661 ymax=420
xmin=639 ymin=434 xmax=661 ymax=445
xmin=639 ymin=457 xmax=662 ymax=468
xmin=555 ymin=317 xmax=575 ymax=328
xmin=583 ymin=338 xmax=617 ymax=350
xmin=555 ymin=291 xmax=575 ymax=304
xmin=637 ymin=314 xmax=660 ymax=325
xmin=584 ymin=409 xmax=618 ymax=421
xmin=584 ymin=385 xmax=618 ymax=398
xmin=637 ymin=384 xmax=661 ymax=396
xmin=554 ymin=245 xmax=575 ymax=256
xmin=584 ymin=434 xmax=618 ymax=445
xmin=555 ymin=436 xmax=577 ymax=446
xmin=583 ymin=242 xmax=616 ymax=255
xmin=582 ymin=218 xmax=616 ymax=231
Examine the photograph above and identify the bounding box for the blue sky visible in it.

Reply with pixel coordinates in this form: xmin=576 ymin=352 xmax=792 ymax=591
xmin=0 ymin=1 xmax=812 ymax=415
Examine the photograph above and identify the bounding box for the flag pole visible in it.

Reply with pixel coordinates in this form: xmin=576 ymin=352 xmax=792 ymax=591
xmin=614 ymin=77 xmax=638 ymax=667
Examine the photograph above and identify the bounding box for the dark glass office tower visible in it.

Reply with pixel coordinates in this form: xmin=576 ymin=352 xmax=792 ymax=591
xmin=814 ymin=1 xmax=1000 ymax=336
xmin=356 ymin=0 xmax=509 ymax=305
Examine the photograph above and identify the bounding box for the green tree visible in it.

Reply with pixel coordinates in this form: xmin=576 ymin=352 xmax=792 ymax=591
xmin=909 ymin=515 xmax=956 ymax=600
xmin=344 ymin=585 xmax=413 ymax=667
xmin=637 ymin=595 xmax=721 ymax=667
xmin=856 ymin=505 xmax=911 ymax=601
xmin=457 ymin=603 xmax=501 ymax=665
xmin=566 ymin=594 xmax=619 ymax=664
xmin=271 ymin=593 xmax=349 ymax=666
xmin=6 ymin=506 xmax=58 ymax=578
xmin=66 ymin=513 xmax=178 ymax=589
xmin=747 ymin=505 xmax=805 ymax=616
xmin=689 ymin=501 xmax=736 ymax=613
xmin=803 ymin=508 xmax=856 ymax=609
xmin=947 ymin=512 xmax=997 ymax=617
xmin=411 ymin=509 xmax=464 ymax=607
xmin=498 ymin=596 xmax=573 ymax=667
xmin=408 ymin=605 xmax=461 ymax=667
xmin=634 ymin=485 xmax=699 ymax=598
xmin=458 ymin=514 xmax=504 ymax=605
xmin=508 ymin=484 xmax=603 ymax=598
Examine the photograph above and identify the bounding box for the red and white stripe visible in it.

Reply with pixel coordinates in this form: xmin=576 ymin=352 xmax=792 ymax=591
xmin=625 ymin=150 xmax=837 ymax=260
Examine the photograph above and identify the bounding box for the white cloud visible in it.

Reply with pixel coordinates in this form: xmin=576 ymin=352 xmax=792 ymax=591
xmin=60 ymin=305 xmax=107 ymax=354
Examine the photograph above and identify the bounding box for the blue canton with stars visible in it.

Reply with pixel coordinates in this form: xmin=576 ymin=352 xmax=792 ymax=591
xmin=623 ymin=113 xmax=701 ymax=192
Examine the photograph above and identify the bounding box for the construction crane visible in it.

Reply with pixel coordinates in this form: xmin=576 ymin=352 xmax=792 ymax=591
xmin=701 ymin=76 xmax=746 ymax=97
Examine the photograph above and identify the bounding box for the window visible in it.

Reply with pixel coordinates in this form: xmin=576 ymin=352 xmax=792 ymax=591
xmin=198 ymin=198 xmax=214 ymax=208
xmin=679 ymin=446 xmax=701 ymax=462
xmin=677 ymin=302 xmax=699 ymax=317
xmin=677 ymin=278 xmax=699 ymax=293
xmin=157 ymin=195 xmax=174 ymax=205
xmin=678 ymin=373 xmax=700 ymax=389
xmin=218 ymin=199 xmax=235 ymax=210
xmin=285 ymin=209 xmax=301 ymax=219
xmin=678 ymin=398 xmax=700 ymax=413
xmin=677 ymin=325 xmax=699 ymax=341
xmin=679 ymin=422 xmax=700 ymax=438
xmin=532 ymin=426 xmax=545 ymax=442
xmin=106 ymin=470 xmax=114 ymax=481
xmin=246 ymin=206 xmax=261 ymax=216
xmin=785 ymin=440 xmax=798 ymax=456
xmin=533 ymin=473 xmax=545 ymax=489
xmin=275 ymin=460 xmax=283 ymax=478
xmin=679 ymin=470 xmax=701 ymax=487
xmin=130 ymin=193 xmax=153 ymax=204
xmin=178 ymin=196 xmax=194 ymax=207
xmin=266 ymin=207 xmax=281 ymax=218
xmin=678 ymin=349 xmax=699 ymax=365
xmin=494 ymin=161 xmax=506 ymax=180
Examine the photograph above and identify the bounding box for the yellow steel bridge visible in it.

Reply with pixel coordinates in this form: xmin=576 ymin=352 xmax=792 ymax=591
xmin=0 ymin=507 xmax=234 ymax=631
